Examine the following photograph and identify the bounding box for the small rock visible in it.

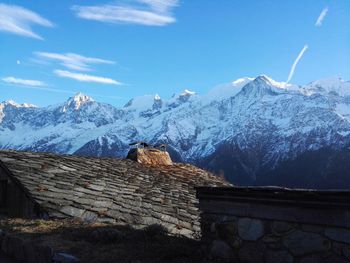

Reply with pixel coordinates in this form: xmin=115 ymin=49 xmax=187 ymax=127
xmin=272 ymin=221 xmax=296 ymax=235
xmin=59 ymin=206 xmax=85 ymax=218
xmin=81 ymin=211 xmax=98 ymax=222
xmin=53 ymin=253 xmax=80 ymax=263
xmin=264 ymin=250 xmax=293 ymax=263
xmin=263 ymin=234 xmax=281 ymax=243
xmin=238 ymin=218 xmax=264 ymax=241
xmin=210 ymin=240 xmax=234 ymax=261
xmin=229 ymin=236 xmax=243 ymax=249
xmin=262 ymin=234 xmax=283 ymax=249
xmin=177 ymin=228 xmax=192 ymax=237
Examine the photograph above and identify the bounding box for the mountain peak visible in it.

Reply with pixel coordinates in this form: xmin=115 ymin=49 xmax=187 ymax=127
xmin=71 ymin=92 xmax=94 ymax=103
xmin=64 ymin=92 xmax=94 ymax=111
xmin=232 ymin=77 xmax=254 ymax=86
xmin=251 ymin=75 xmax=273 ymax=88
xmin=4 ymin=100 xmax=19 ymax=107
xmin=180 ymin=89 xmax=195 ymax=96
xmin=123 ymin=94 xmax=162 ymax=113
xmin=1 ymin=100 xmax=37 ymax=108
xmin=306 ymin=76 xmax=350 ymax=97
xmin=308 ymin=76 xmax=345 ymax=87
xmin=254 ymin=75 xmax=290 ymax=89
xmin=255 ymin=75 xmax=270 ymax=82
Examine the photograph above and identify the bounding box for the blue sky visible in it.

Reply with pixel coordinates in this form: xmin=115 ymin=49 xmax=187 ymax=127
xmin=0 ymin=0 xmax=349 ymax=107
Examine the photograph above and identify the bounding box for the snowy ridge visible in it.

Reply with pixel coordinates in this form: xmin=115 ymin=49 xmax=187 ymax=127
xmin=304 ymin=77 xmax=350 ymax=97
xmin=1 ymin=75 xmax=350 ymax=185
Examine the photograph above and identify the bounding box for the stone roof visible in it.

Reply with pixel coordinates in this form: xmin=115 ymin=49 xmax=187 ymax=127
xmin=0 ymin=150 xmax=230 ymax=237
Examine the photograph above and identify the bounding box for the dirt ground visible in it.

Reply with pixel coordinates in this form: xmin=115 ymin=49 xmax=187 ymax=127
xmin=0 ymin=218 xmax=221 ymax=263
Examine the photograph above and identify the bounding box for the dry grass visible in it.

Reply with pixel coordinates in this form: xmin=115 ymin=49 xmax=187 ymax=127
xmin=0 ymin=218 xmax=223 ymax=263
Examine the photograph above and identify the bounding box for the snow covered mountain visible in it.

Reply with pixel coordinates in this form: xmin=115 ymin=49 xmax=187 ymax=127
xmin=1 ymin=76 xmax=350 ymax=188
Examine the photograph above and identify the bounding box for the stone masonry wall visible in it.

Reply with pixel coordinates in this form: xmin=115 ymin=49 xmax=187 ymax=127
xmin=202 ymin=213 xmax=350 ymax=263
xmin=197 ymin=187 xmax=350 ymax=263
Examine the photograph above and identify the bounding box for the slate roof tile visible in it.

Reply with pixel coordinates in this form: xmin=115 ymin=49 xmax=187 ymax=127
xmin=0 ymin=150 xmax=231 ymax=237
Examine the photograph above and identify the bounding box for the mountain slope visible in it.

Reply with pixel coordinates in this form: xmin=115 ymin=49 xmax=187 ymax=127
xmin=1 ymin=76 xmax=350 ymax=188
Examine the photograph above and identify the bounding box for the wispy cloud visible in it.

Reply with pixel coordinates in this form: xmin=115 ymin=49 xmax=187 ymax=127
xmin=0 ymin=82 xmax=122 ymax=100
xmin=72 ymin=0 xmax=179 ymax=26
xmin=0 ymin=3 xmax=53 ymax=40
xmin=2 ymin=76 xmax=47 ymax=87
xmin=35 ymin=52 xmax=115 ymax=72
xmin=54 ymin=70 xmax=121 ymax=85
xmin=286 ymin=45 xmax=308 ymax=84
xmin=0 ymin=83 xmax=75 ymax=95
xmin=315 ymin=7 xmax=328 ymax=27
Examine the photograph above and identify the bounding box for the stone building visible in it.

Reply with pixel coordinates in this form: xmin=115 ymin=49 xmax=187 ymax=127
xmin=0 ymin=149 xmax=229 ymax=237
xmin=197 ymin=186 xmax=350 ymax=263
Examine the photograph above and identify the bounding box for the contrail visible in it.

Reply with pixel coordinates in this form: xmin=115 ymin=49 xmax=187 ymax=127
xmin=286 ymin=45 xmax=308 ymax=84
xmin=315 ymin=7 xmax=328 ymax=27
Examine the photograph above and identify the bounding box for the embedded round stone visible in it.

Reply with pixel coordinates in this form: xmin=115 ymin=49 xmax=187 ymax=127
xmin=238 ymin=218 xmax=264 ymax=241
xmin=52 ymin=253 xmax=80 ymax=263
xmin=300 ymin=253 xmax=349 ymax=263
xmin=264 ymin=250 xmax=293 ymax=263
xmin=217 ymin=221 xmax=237 ymax=240
xmin=210 ymin=240 xmax=235 ymax=261
xmin=325 ymin=228 xmax=350 ymax=245
xmin=238 ymin=242 xmax=265 ymax=263
xmin=283 ymin=230 xmax=331 ymax=256
xmin=272 ymin=221 xmax=296 ymax=235
xmin=343 ymin=246 xmax=350 ymax=260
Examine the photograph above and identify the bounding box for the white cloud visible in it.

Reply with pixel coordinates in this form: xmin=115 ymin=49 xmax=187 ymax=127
xmin=72 ymin=0 xmax=179 ymax=26
xmin=315 ymin=7 xmax=328 ymax=27
xmin=286 ymin=45 xmax=308 ymax=84
xmin=2 ymin=76 xmax=46 ymax=87
xmin=35 ymin=52 xmax=115 ymax=72
xmin=0 ymin=83 xmax=75 ymax=95
xmin=0 ymin=82 xmax=122 ymax=99
xmin=54 ymin=70 xmax=121 ymax=85
xmin=0 ymin=3 xmax=53 ymax=40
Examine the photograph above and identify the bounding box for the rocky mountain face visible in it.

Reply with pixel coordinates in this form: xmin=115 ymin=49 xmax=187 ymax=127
xmin=1 ymin=76 xmax=350 ymax=189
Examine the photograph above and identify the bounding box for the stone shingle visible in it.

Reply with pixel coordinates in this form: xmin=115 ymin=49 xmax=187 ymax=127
xmin=0 ymin=150 xmax=230 ymax=237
